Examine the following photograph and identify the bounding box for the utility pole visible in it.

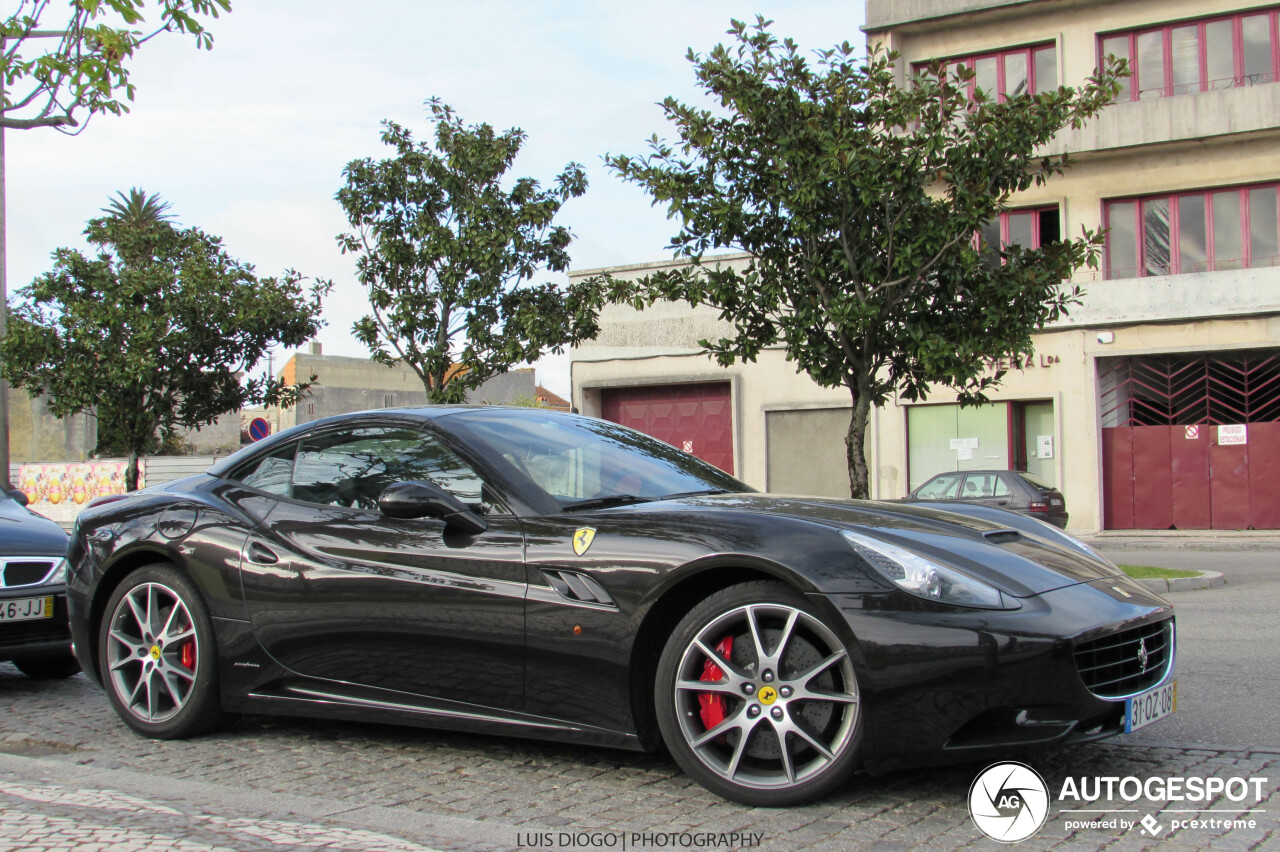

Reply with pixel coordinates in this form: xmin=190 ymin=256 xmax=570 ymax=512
xmin=0 ymin=103 xmax=9 ymax=491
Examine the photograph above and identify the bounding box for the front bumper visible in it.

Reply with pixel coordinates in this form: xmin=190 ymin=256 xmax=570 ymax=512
xmin=819 ymin=577 xmax=1174 ymax=774
xmin=0 ymin=586 xmax=74 ymax=662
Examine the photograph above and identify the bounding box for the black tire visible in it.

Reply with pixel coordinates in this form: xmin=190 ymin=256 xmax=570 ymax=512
xmin=97 ymin=563 xmax=226 ymax=739
xmin=14 ymin=655 xmax=81 ymax=679
xmin=655 ymin=580 xmax=863 ymax=806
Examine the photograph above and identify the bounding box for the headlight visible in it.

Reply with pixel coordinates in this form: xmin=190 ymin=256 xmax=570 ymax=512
xmin=840 ymin=530 xmax=1015 ymax=609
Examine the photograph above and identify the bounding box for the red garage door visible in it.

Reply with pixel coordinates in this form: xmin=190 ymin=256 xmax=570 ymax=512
xmin=1099 ymin=351 xmax=1280 ymax=529
xmin=600 ymin=383 xmax=734 ymax=474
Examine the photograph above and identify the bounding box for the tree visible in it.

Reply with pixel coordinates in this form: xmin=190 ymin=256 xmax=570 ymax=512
xmin=0 ymin=192 xmax=330 ymax=490
xmin=603 ymin=18 xmax=1125 ymax=498
xmin=0 ymin=0 xmax=231 ymax=488
xmin=336 ymin=98 xmax=602 ymax=404
xmin=1 ymin=0 xmax=228 ymax=132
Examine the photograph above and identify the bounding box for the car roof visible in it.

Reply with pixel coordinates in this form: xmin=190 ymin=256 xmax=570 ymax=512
xmin=205 ymin=405 xmax=572 ymax=477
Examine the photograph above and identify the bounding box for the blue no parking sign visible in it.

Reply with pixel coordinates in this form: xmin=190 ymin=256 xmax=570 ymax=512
xmin=248 ymin=418 xmax=271 ymax=442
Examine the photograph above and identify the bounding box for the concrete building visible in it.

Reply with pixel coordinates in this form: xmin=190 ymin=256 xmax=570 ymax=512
xmin=571 ymin=0 xmax=1280 ymax=532
xmin=273 ymin=343 xmax=540 ymax=432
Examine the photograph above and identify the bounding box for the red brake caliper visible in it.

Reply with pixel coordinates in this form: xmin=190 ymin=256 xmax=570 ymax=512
xmin=697 ymin=635 xmax=734 ymax=731
xmin=180 ymin=640 xmax=196 ymax=670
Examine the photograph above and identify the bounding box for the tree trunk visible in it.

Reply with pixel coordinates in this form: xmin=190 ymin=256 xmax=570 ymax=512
xmin=125 ymin=449 xmax=140 ymax=492
xmin=844 ymin=382 xmax=873 ymax=500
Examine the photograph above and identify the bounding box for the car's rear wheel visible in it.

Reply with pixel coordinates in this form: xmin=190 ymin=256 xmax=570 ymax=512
xmin=14 ymin=655 xmax=81 ymax=679
xmin=655 ymin=581 xmax=862 ymax=806
xmin=98 ymin=564 xmax=225 ymax=738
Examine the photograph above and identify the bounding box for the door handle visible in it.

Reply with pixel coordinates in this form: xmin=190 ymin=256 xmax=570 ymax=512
xmin=246 ymin=541 xmax=279 ymax=565
xmin=996 ymin=500 xmax=1009 ymax=506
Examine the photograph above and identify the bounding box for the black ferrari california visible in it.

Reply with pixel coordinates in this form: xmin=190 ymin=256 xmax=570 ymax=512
xmin=67 ymin=407 xmax=1175 ymax=805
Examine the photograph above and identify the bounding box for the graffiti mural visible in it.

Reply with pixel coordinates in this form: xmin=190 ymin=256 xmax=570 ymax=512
xmin=15 ymin=461 xmax=143 ymax=523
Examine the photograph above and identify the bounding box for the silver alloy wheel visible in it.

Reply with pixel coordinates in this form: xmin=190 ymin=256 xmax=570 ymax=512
xmin=673 ymin=603 xmax=859 ymax=791
xmin=105 ymin=581 xmax=199 ymax=724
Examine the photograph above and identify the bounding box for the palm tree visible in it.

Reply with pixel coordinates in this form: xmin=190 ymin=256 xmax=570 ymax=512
xmin=94 ymin=188 xmax=177 ymax=269
xmin=100 ymin=187 xmax=174 ymax=227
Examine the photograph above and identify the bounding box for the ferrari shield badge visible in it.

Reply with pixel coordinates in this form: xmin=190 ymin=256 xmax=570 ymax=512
xmin=573 ymin=527 xmax=597 ymax=556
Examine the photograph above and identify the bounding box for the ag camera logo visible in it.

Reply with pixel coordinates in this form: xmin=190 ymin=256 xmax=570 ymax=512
xmin=968 ymin=762 xmax=1051 ymax=843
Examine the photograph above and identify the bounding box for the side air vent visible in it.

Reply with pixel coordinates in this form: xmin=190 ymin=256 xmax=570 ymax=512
xmin=983 ymin=530 xmax=1022 ymax=545
xmin=542 ymin=570 xmax=615 ymax=607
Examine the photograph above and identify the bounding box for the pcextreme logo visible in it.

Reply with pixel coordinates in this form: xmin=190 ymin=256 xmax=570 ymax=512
xmin=968 ymin=762 xmax=1051 ymax=844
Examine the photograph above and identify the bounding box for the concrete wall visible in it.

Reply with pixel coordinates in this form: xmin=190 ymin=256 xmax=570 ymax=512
xmin=280 ymin=352 xmax=539 ymax=429
xmin=6 ymin=387 xmax=96 ymax=463
xmin=6 ymin=386 xmax=240 ymax=461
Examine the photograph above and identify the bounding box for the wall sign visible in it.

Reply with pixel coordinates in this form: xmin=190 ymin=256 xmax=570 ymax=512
xmin=1036 ymin=435 xmax=1054 ymax=459
xmin=1218 ymin=424 xmax=1247 ymax=445
xmin=1185 ymin=425 xmax=1200 ymax=439
xmin=949 ymin=437 xmax=979 ymax=450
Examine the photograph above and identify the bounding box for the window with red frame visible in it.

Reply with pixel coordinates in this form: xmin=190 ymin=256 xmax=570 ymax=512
xmin=980 ymin=207 xmax=1061 ymax=250
xmin=914 ymin=43 xmax=1058 ymax=101
xmin=1099 ymin=8 xmax=1280 ymax=101
xmin=977 ymin=207 xmax=1061 ymax=270
xmin=1105 ymin=183 xmax=1280 ymax=279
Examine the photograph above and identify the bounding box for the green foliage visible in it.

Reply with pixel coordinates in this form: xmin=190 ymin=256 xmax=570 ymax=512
xmin=336 ymin=98 xmax=601 ymax=404
xmin=1 ymin=0 xmax=230 ymax=131
xmin=603 ymin=18 xmax=1126 ymax=497
xmin=0 ymin=191 xmax=331 ymax=489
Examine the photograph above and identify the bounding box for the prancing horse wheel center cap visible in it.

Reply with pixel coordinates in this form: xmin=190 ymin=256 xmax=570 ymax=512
xmin=757 ymin=685 xmax=777 ymax=705
xmin=149 ymin=646 xmax=161 ymax=660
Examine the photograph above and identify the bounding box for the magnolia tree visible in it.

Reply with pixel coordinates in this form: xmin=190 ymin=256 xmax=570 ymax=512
xmin=337 ymin=99 xmax=603 ymax=403
xmin=602 ymin=18 xmax=1125 ymax=498
xmin=1 ymin=192 xmax=329 ymax=490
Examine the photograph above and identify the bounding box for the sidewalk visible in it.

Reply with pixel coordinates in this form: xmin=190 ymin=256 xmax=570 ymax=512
xmin=1077 ymin=529 xmax=1280 ymax=551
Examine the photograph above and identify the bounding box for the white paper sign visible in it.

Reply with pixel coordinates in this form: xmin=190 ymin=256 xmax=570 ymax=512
xmin=1036 ymin=435 xmax=1054 ymax=459
xmin=957 ymin=448 xmax=974 ymax=461
xmin=1218 ymin=424 xmax=1247 ymax=445
xmin=949 ymin=437 xmax=979 ymax=450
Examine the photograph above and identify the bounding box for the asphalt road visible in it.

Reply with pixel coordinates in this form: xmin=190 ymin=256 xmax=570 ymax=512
xmin=1096 ymin=547 xmax=1280 ymax=750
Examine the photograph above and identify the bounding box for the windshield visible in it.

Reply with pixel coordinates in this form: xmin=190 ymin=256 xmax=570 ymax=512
xmin=441 ymin=409 xmax=752 ymax=510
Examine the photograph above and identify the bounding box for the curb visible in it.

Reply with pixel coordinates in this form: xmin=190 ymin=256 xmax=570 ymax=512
xmin=1136 ymin=570 xmax=1226 ymax=594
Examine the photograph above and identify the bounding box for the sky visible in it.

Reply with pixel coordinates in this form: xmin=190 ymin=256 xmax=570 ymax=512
xmin=6 ymin=1 xmax=866 ymax=397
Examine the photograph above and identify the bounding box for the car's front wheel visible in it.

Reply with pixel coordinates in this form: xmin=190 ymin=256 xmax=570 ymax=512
xmin=655 ymin=581 xmax=862 ymax=806
xmin=97 ymin=564 xmax=225 ymax=739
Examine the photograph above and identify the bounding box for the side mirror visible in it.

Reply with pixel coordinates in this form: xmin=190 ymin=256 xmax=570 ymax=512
xmin=377 ymin=480 xmax=488 ymax=535
xmin=7 ymin=488 xmax=30 ymax=507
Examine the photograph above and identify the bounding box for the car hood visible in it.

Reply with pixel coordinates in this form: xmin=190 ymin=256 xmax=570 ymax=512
xmin=654 ymin=492 xmax=1126 ymax=598
xmin=0 ymin=498 xmax=69 ymax=557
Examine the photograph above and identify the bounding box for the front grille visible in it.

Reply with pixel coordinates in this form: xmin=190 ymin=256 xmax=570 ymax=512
xmin=1074 ymin=618 xmax=1174 ymax=699
xmin=2 ymin=559 xmax=59 ymax=587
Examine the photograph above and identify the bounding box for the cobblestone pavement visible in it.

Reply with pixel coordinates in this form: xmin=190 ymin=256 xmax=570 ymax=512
xmin=1 ymin=664 xmax=1277 ymax=851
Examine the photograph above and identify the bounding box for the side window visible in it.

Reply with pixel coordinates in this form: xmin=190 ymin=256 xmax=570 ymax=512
xmin=227 ymin=442 xmax=297 ymax=497
xmin=917 ymin=473 xmax=962 ymax=499
xmin=963 ymin=473 xmax=1007 ymax=498
xmin=992 ymin=476 xmax=1012 ymax=498
xmin=292 ymin=426 xmax=487 ymax=510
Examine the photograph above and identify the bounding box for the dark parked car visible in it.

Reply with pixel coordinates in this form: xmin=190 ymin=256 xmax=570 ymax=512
xmin=67 ymin=408 xmax=1173 ymax=806
xmin=903 ymin=469 xmax=1069 ymax=528
xmin=1 ymin=488 xmax=79 ymax=679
